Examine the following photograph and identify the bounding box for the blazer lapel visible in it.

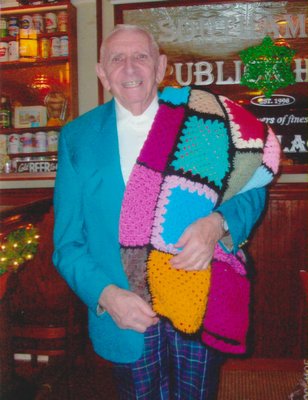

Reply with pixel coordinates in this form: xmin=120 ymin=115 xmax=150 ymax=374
xmin=95 ymin=100 xmax=125 ymax=227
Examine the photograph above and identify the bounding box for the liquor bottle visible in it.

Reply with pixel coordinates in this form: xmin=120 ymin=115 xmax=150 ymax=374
xmin=0 ymin=95 xmax=12 ymax=129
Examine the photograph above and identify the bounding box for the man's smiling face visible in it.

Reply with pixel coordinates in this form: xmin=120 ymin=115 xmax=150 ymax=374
xmin=96 ymin=28 xmax=167 ymax=116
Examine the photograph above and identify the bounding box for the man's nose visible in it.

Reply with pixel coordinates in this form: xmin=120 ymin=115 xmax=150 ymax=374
xmin=124 ymin=56 xmax=137 ymax=71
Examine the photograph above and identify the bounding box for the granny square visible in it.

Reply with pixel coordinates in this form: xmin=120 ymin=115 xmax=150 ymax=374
xmin=138 ymin=104 xmax=185 ymax=172
xmin=119 ymin=164 xmax=163 ymax=246
xmin=188 ymin=89 xmax=225 ymax=118
xmin=151 ymin=175 xmax=218 ymax=253
xmin=170 ymin=116 xmax=230 ymax=188
xmin=159 ymin=86 xmax=191 ymax=105
xmin=222 ymin=152 xmax=263 ymax=202
xmin=263 ymin=127 xmax=281 ymax=173
xmin=147 ymin=249 xmax=211 ymax=334
xmin=120 ymin=247 xmax=150 ymax=302
xmin=222 ymin=97 xmax=265 ymax=149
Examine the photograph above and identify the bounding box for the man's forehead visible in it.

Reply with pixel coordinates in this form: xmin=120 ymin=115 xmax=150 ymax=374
xmin=107 ymin=30 xmax=151 ymax=48
xmin=107 ymin=47 xmax=151 ymax=56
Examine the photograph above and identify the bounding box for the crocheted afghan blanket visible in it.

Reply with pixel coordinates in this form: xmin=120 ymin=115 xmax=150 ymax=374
xmin=119 ymin=86 xmax=280 ymax=337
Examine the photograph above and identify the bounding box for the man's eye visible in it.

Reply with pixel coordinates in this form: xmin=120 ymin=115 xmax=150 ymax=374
xmin=136 ymin=54 xmax=148 ymax=60
xmin=111 ymin=55 xmax=124 ymax=63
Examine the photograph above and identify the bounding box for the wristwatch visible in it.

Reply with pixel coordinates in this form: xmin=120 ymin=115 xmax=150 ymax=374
xmin=215 ymin=211 xmax=229 ymax=234
xmin=96 ymin=304 xmax=106 ymax=316
xmin=222 ymin=217 xmax=229 ymax=233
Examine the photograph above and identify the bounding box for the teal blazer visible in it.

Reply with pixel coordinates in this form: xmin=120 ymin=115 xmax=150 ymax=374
xmin=53 ymin=99 xmax=266 ymax=363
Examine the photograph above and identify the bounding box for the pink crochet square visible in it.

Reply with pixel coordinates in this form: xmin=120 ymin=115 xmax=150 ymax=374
xmin=263 ymin=127 xmax=281 ymax=174
xmin=119 ymin=165 xmax=163 ymax=246
xmin=138 ymin=104 xmax=185 ymax=172
xmin=202 ymin=259 xmax=250 ymax=354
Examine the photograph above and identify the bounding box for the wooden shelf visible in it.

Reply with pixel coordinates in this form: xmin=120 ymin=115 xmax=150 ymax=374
xmin=0 ymin=172 xmax=56 ymax=181
xmin=0 ymin=2 xmax=72 ymax=15
xmin=7 ymin=152 xmax=57 ymax=158
xmin=0 ymin=32 xmax=68 ymax=43
xmin=0 ymin=57 xmax=70 ymax=69
xmin=0 ymin=126 xmax=62 ymax=135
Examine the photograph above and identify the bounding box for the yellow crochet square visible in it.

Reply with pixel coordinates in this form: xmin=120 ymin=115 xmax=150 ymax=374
xmin=147 ymin=249 xmax=211 ymax=334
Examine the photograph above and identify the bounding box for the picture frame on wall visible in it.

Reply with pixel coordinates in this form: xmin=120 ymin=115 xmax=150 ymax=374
xmin=114 ymin=0 xmax=308 ymax=165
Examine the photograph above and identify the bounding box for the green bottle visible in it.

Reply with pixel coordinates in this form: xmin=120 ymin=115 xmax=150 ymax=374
xmin=0 ymin=96 xmax=12 ymax=129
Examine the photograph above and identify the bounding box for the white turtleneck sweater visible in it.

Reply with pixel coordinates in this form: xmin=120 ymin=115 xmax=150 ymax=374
xmin=115 ymin=97 xmax=159 ymax=184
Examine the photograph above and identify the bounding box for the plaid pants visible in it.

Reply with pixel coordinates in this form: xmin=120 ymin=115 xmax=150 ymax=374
xmin=113 ymin=320 xmax=224 ymax=400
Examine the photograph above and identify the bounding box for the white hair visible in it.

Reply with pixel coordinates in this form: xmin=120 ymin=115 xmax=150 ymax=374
xmin=100 ymin=24 xmax=160 ymax=64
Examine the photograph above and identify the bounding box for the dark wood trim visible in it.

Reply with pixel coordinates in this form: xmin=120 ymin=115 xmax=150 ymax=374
xmin=0 ymin=197 xmax=53 ymax=235
xmin=0 ymin=173 xmax=56 ymax=181
xmin=0 ymin=188 xmax=54 ymax=205
xmin=114 ymin=0 xmax=297 ymax=24
xmin=270 ymin=182 xmax=308 ymax=200
xmin=96 ymin=0 xmax=104 ymax=104
xmin=0 ymin=197 xmax=53 ymax=220
xmin=280 ymin=164 xmax=308 ymax=174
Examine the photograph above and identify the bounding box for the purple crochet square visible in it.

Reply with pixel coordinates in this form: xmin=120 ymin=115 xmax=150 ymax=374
xmin=202 ymin=260 xmax=250 ymax=354
xmin=138 ymin=104 xmax=185 ymax=172
xmin=119 ymin=165 xmax=163 ymax=246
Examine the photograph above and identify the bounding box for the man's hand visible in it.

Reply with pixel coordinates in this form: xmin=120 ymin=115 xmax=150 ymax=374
xmin=170 ymin=212 xmax=225 ymax=271
xmin=98 ymin=285 xmax=159 ymax=333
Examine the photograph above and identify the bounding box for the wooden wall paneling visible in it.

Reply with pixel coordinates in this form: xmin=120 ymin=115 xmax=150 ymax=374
xmin=0 ymin=199 xmax=86 ymax=398
xmin=0 ymin=188 xmax=54 ymax=206
xmin=248 ymin=183 xmax=308 ymax=358
xmin=1 ymin=180 xmax=307 ymax=360
xmin=8 ymin=207 xmax=71 ymax=323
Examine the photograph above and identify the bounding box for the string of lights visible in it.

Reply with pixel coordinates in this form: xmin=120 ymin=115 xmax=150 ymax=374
xmin=0 ymin=224 xmax=40 ymax=276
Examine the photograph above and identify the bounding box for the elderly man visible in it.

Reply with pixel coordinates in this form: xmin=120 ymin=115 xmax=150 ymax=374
xmin=53 ymin=25 xmax=279 ymax=399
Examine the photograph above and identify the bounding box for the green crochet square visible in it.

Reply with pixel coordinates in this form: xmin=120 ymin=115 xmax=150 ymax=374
xmin=170 ymin=116 xmax=230 ymax=188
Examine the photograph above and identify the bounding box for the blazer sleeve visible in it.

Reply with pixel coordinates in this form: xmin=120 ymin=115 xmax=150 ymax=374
xmin=215 ymin=186 xmax=267 ymax=253
xmin=53 ymin=126 xmax=113 ymax=314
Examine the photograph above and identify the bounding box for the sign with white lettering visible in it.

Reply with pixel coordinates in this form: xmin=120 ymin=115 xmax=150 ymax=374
xmin=16 ymin=160 xmax=58 ymax=173
xmin=117 ymin=0 xmax=308 ymax=163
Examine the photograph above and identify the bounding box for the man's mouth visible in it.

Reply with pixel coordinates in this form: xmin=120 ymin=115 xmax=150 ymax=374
xmin=122 ymin=80 xmax=143 ymax=88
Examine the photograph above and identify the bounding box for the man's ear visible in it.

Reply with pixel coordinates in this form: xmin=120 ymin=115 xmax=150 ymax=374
xmin=96 ymin=63 xmax=111 ymax=91
xmin=156 ymin=54 xmax=168 ymax=84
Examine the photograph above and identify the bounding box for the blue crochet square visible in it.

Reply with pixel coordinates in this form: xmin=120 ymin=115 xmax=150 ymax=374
xmin=162 ymin=186 xmax=215 ymax=245
xmin=159 ymin=86 xmax=191 ymax=106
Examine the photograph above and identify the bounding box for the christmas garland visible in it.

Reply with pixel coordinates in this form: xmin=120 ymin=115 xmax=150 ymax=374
xmin=0 ymin=224 xmax=39 ymax=276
